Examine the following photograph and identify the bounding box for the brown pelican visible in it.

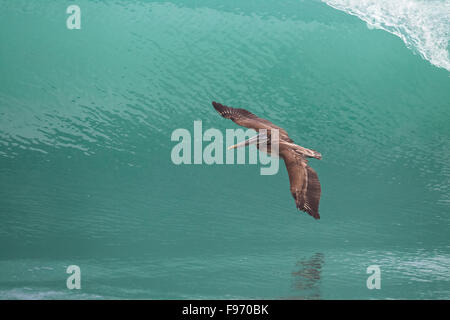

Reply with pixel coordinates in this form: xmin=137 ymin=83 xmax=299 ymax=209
xmin=212 ymin=101 xmax=322 ymax=219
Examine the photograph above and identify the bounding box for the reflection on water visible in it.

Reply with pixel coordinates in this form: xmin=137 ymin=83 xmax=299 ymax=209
xmin=289 ymin=253 xmax=324 ymax=299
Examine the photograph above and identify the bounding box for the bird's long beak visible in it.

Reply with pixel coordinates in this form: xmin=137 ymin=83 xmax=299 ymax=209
xmin=227 ymin=134 xmax=263 ymax=150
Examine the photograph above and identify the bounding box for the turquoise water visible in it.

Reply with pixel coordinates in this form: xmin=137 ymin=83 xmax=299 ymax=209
xmin=0 ymin=0 xmax=449 ymax=299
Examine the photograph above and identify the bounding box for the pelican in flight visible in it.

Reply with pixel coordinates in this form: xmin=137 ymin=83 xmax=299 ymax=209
xmin=212 ymin=101 xmax=322 ymax=219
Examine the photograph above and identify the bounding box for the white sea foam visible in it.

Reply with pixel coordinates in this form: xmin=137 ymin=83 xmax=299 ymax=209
xmin=322 ymin=0 xmax=450 ymax=72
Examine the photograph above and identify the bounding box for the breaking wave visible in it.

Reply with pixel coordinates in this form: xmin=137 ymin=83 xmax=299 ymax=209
xmin=323 ymin=0 xmax=450 ymax=72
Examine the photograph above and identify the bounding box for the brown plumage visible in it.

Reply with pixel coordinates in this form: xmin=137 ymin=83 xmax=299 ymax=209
xmin=212 ymin=101 xmax=322 ymax=219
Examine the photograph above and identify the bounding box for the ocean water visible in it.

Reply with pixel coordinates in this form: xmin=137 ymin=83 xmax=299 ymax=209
xmin=0 ymin=0 xmax=449 ymax=300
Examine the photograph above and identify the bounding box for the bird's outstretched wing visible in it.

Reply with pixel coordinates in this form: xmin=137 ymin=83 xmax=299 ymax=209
xmin=280 ymin=148 xmax=321 ymax=219
xmin=212 ymin=101 xmax=292 ymax=142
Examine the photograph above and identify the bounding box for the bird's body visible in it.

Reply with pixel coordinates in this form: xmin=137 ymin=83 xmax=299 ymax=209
xmin=212 ymin=101 xmax=322 ymax=219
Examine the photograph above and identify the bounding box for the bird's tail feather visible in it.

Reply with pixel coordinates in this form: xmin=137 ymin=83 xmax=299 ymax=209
xmin=294 ymin=146 xmax=322 ymax=160
xmin=308 ymin=149 xmax=322 ymax=160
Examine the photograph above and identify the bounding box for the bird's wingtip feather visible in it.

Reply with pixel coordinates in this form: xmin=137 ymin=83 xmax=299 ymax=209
xmin=296 ymin=203 xmax=320 ymax=220
xmin=212 ymin=101 xmax=221 ymax=111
